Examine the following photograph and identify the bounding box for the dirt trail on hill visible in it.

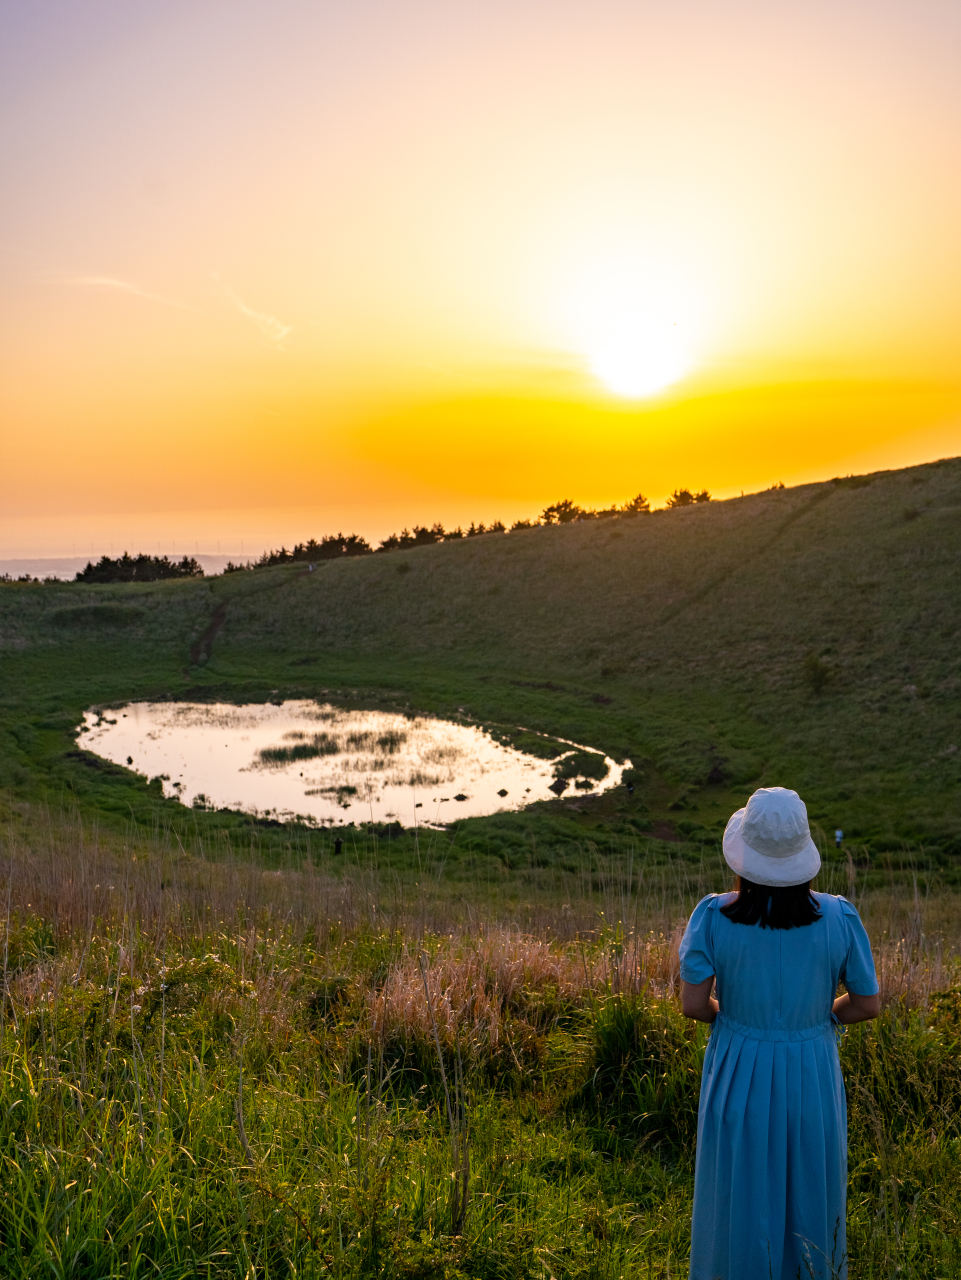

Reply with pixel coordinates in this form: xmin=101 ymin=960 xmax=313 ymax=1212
xmin=188 ymin=567 xmax=315 ymax=665
xmin=189 ymin=601 xmax=227 ymax=664
xmin=654 ymin=486 xmax=832 ymax=628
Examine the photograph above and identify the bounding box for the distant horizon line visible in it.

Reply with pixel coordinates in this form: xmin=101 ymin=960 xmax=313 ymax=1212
xmin=3 ymin=452 xmax=958 ymax=571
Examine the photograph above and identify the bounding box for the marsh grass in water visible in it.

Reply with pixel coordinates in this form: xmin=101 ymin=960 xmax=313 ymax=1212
xmin=78 ymin=701 xmax=626 ymax=828
xmin=258 ymin=731 xmax=344 ymax=765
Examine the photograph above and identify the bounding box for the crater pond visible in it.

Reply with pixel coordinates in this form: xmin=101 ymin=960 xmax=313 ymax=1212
xmin=79 ymin=701 xmax=628 ymax=826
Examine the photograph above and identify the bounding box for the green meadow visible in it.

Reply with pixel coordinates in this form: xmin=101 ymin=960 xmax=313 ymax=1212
xmin=1 ymin=455 xmax=961 ymax=1277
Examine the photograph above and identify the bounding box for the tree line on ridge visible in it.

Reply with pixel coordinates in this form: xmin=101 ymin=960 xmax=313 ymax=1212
xmin=240 ymin=488 xmax=712 ymax=570
xmin=73 ymin=553 xmax=205 ymax=584
xmin=61 ymin=488 xmax=712 ymax=582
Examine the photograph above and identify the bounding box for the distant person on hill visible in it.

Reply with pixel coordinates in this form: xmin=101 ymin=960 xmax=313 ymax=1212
xmin=836 ymin=827 xmax=843 ymax=848
xmin=680 ymin=786 xmax=879 ymax=1280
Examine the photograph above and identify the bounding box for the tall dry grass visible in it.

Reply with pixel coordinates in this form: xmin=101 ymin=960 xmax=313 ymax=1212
xmin=2 ymin=803 xmax=959 ymax=1024
xmin=3 ymin=807 xmax=961 ymax=1277
xmin=4 ymin=806 xmax=957 ymax=1091
xmin=366 ymin=926 xmax=684 ymax=1060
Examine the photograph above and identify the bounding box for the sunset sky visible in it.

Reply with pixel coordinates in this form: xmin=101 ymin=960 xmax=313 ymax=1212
xmin=2 ymin=0 xmax=960 ymax=557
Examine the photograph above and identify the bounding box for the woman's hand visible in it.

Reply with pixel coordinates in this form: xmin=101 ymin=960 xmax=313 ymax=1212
xmin=682 ymin=977 xmax=718 ymax=1023
xmin=833 ymin=989 xmax=880 ymax=1024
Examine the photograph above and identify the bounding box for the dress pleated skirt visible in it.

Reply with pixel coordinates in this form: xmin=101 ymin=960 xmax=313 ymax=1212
xmin=689 ymin=1013 xmax=848 ymax=1280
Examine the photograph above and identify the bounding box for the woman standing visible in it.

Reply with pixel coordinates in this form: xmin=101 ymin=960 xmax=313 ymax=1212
xmin=680 ymin=787 xmax=879 ymax=1280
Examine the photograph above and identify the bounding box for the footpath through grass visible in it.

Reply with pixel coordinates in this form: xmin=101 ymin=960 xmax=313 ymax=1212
xmin=3 ymin=810 xmax=961 ymax=1278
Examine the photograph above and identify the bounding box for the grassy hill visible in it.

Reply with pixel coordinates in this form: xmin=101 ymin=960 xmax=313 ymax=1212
xmin=2 ymin=453 xmax=960 ymax=863
xmin=2 ymin=455 xmax=961 ymax=1278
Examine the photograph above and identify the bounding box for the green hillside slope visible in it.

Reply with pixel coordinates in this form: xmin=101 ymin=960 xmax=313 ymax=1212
xmin=2 ymin=455 xmax=960 ymax=856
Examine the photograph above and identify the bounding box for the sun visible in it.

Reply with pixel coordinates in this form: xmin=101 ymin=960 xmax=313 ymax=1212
xmin=560 ymin=258 xmax=700 ymax=400
xmin=586 ymin=322 xmax=691 ymax=399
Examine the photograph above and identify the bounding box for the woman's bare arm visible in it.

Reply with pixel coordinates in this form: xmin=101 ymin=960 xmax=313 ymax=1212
xmin=682 ymin=976 xmax=718 ymax=1023
xmin=833 ymin=989 xmax=880 ymax=1024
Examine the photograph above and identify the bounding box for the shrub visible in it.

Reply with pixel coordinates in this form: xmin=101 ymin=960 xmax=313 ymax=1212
xmin=554 ymin=751 xmax=609 ymax=783
xmin=579 ymin=994 xmax=707 ymax=1154
xmin=802 ymin=652 xmax=836 ymax=694
xmin=0 ymin=915 xmax=56 ymax=971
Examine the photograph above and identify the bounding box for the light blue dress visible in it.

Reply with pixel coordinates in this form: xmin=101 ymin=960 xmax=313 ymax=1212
xmin=679 ymin=892 xmax=878 ymax=1280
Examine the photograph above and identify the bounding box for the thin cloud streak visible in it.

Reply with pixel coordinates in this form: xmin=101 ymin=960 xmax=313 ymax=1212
xmin=212 ymin=274 xmax=292 ymax=345
xmin=66 ymin=276 xmax=201 ymax=313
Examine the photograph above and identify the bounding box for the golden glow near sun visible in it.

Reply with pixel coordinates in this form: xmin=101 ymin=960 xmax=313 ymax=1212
xmin=563 ymin=260 xmax=702 ymax=399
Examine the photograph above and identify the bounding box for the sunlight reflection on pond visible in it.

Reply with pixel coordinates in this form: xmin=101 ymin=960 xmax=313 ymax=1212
xmin=79 ymin=701 xmax=627 ymax=827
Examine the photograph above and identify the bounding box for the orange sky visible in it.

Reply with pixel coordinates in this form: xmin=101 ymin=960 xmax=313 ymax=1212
xmin=1 ymin=0 xmax=960 ymax=556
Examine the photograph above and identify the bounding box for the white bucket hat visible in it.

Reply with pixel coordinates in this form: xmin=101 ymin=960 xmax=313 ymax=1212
xmin=722 ymin=786 xmax=821 ymax=887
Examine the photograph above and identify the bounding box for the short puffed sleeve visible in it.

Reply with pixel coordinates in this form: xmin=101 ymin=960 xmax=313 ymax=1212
xmin=838 ymin=897 xmax=879 ymax=996
xmin=679 ymin=895 xmax=719 ymax=984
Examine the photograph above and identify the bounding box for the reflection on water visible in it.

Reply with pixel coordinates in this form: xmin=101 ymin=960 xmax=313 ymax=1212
xmin=79 ymin=701 xmax=627 ymax=826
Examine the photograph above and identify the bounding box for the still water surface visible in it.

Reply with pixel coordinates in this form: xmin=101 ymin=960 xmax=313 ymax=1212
xmin=80 ymin=701 xmax=626 ymax=826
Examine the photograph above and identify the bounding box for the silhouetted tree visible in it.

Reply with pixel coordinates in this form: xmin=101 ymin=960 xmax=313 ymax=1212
xmin=410 ymin=524 xmax=444 ymax=547
xmin=622 ymin=492 xmax=651 ymax=515
xmin=257 ymin=546 xmax=292 ymax=566
xmin=540 ymin=499 xmax=585 ymax=524
xmin=233 ymin=488 xmax=682 ymax=570
xmin=256 ymin=534 xmax=374 ymax=566
xmin=666 ymin=489 xmax=695 ymax=508
xmin=75 ymin=553 xmax=203 ymax=583
xmin=309 ymin=533 xmax=372 ymax=559
xmin=665 ymin=488 xmax=712 ymax=508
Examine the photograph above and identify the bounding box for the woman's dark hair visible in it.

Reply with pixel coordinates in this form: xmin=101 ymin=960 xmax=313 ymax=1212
xmin=720 ymin=876 xmax=821 ymax=930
